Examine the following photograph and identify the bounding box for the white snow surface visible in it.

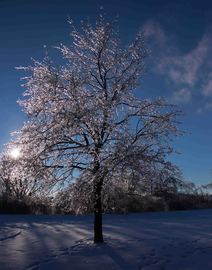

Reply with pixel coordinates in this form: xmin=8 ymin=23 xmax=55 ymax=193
xmin=1 ymin=209 xmax=212 ymax=269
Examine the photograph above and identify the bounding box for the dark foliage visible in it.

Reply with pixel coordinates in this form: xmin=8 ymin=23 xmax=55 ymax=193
xmin=0 ymin=195 xmax=52 ymax=214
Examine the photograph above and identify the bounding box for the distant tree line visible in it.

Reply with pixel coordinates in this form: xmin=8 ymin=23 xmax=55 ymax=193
xmin=0 ymin=153 xmax=211 ymax=215
xmin=54 ymin=164 xmax=212 ymax=214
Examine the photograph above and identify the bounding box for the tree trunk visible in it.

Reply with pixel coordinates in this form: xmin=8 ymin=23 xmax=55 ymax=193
xmin=94 ymin=181 xmax=104 ymax=243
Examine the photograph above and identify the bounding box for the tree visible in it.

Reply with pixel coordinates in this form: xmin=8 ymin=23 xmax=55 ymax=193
xmin=0 ymin=145 xmax=54 ymax=200
xmin=15 ymin=15 xmax=181 ymax=243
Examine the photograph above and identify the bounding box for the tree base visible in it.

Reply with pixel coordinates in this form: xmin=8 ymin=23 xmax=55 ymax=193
xmin=94 ymin=235 xmax=104 ymax=244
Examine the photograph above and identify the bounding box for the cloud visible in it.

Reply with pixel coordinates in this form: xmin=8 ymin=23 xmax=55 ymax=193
xmin=205 ymin=102 xmax=212 ymax=110
xmin=197 ymin=102 xmax=212 ymax=114
xmin=171 ymin=88 xmax=191 ymax=104
xmin=142 ymin=20 xmax=166 ymax=47
xmin=202 ymin=72 xmax=212 ymax=97
xmin=143 ymin=20 xmax=212 ymax=106
xmin=157 ymin=34 xmax=210 ymax=87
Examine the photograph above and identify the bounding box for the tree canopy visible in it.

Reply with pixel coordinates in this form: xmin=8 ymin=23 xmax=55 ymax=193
xmin=7 ymin=15 xmax=182 ymax=243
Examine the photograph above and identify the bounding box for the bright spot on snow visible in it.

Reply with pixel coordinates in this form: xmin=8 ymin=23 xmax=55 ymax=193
xmin=9 ymin=148 xmax=21 ymax=160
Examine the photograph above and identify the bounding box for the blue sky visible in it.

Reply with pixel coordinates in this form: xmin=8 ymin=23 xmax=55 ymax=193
xmin=0 ymin=0 xmax=211 ymax=185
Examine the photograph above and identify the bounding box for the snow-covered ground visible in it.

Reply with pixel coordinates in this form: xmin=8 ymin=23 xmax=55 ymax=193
xmin=1 ymin=210 xmax=212 ymax=269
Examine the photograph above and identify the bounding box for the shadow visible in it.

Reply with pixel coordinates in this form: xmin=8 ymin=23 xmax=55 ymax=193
xmin=1 ymin=210 xmax=212 ymax=269
xmin=102 ymin=242 xmax=135 ymax=269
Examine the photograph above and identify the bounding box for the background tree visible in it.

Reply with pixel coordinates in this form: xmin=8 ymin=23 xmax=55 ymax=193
xmin=15 ymin=15 xmax=181 ymax=243
xmin=0 ymin=145 xmax=54 ymax=200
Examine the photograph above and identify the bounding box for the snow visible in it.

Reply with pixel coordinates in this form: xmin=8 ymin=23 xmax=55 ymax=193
xmin=1 ymin=209 xmax=212 ymax=269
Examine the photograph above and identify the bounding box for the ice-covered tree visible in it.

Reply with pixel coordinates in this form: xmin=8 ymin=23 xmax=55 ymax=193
xmin=15 ymin=15 xmax=181 ymax=243
xmin=0 ymin=144 xmax=54 ymax=200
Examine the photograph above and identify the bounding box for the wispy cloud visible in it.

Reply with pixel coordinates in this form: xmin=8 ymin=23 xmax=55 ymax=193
xmin=142 ymin=20 xmax=166 ymax=47
xmin=143 ymin=20 xmax=212 ymax=110
xmin=197 ymin=102 xmax=212 ymax=114
xmin=171 ymin=88 xmax=191 ymax=104
xmin=202 ymin=72 xmax=212 ymax=97
xmin=158 ymin=35 xmax=210 ymax=87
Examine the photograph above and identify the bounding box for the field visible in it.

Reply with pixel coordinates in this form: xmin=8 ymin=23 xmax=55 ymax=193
xmin=1 ymin=209 xmax=212 ymax=269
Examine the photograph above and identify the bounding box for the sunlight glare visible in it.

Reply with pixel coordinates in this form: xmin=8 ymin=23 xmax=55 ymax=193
xmin=10 ymin=148 xmax=21 ymax=159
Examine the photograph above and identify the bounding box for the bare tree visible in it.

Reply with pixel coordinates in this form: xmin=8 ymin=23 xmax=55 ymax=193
xmin=15 ymin=15 xmax=181 ymax=243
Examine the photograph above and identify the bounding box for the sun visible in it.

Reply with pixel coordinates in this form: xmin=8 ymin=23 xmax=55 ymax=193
xmin=9 ymin=148 xmax=21 ymax=160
